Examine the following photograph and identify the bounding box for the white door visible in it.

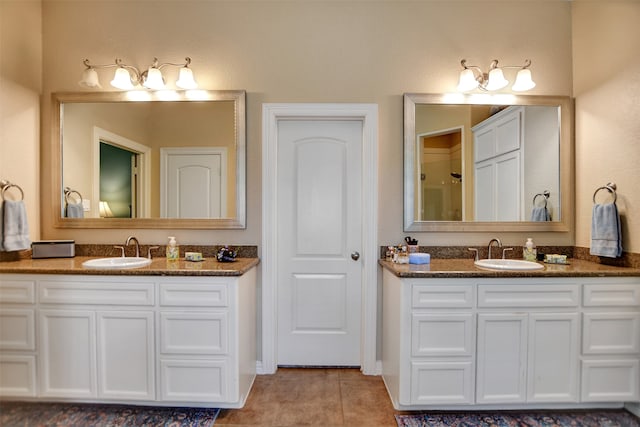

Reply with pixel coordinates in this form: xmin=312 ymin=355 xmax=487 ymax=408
xmin=161 ymin=148 xmax=227 ymax=218
xmin=276 ymin=119 xmax=363 ymax=366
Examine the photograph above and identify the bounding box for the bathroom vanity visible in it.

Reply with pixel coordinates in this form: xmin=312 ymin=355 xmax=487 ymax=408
xmin=380 ymin=259 xmax=640 ymax=412
xmin=0 ymin=257 xmax=258 ymax=408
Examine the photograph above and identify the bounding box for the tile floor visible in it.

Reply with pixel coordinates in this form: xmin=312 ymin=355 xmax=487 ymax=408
xmin=215 ymin=368 xmax=400 ymax=427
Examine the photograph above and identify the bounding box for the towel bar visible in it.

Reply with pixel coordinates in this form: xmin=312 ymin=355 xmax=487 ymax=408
xmin=593 ymin=182 xmax=617 ymax=204
xmin=532 ymin=190 xmax=550 ymax=208
xmin=0 ymin=180 xmax=24 ymax=201
xmin=63 ymin=187 xmax=84 ymax=204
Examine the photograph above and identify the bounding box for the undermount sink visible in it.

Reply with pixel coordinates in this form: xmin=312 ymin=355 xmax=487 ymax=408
xmin=82 ymin=257 xmax=152 ymax=269
xmin=474 ymin=258 xmax=544 ymax=271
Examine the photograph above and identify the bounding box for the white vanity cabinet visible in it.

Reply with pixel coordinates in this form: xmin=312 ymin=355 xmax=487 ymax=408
xmin=157 ymin=271 xmax=257 ymax=406
xmin=382 ymin=270 xmax=640 ymax=410
xmin=37 ymin=277 xmax=156 ymax=400
xmin=581 ymin=282 xmax=640 ymax=402
xmin=476 ymin=284 xmax=580 ymax=404
xmin=0 ymin=277 xmax=37 ymax=397
xmin=0 ymin=268 xmax=257 ymax=408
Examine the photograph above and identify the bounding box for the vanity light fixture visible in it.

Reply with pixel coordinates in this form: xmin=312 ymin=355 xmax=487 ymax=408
xmin=457 ymin=59 xmax=536 ymax=92
xmin=79 ymin=57 xmax=198 ymax=90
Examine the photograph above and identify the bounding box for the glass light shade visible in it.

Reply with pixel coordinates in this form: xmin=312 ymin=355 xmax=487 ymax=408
xmin=110 ymin=67 xmax=135 ymax=90
xmin=512 ymin=68 xmax=536 ymax=91
xmin=457 ymin=68 xmax=479 ymax=92
xmin=176 ymin=67 xmax=198 ymax=89
xmin=485 ymin=67 xmax=509 ymax=91
xmin=79 ymin=68 xmax=101 ymax=88
xmin=99 ymin=201 xmax=114 ymax=218
xmin=143 ymin=67 xmax=165 ymax=90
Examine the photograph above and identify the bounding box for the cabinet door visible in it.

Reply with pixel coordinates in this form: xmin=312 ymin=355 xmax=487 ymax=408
xmin=474 ymin=160 xmax=495 ymax=221
xmin=97 ymin=311 xmax=155 ymax=400
xmin=494 ymin=151 xmax=521 ymax=221
xmin=39 ymin=310 xmax=96 ymax=398
xmin=527 ymin=313 xmax=579 ymax=402
xmin=476 ymin=313 xmax=527 ymax=403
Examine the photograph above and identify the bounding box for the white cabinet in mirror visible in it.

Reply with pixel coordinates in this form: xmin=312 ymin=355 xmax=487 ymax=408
xmin=52 ymin=90 xmax=246 ymax=229
xmin=403 ymin=93 xmax=573 ymax=233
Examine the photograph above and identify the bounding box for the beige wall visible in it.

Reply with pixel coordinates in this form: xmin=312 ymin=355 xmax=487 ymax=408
xmin=38 ymin=0 xmax=574 ymax=249
xmin=0 ymin=0 xmax=42 ymax=242
xmin=572 ymin=0 xmax=640 ymax=254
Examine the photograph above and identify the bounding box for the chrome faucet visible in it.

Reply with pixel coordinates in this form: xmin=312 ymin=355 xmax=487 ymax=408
xmin=125 ymin=236 xmax=140 ymax=258
xmin=487 ymin=238 xmax=502 ymax=259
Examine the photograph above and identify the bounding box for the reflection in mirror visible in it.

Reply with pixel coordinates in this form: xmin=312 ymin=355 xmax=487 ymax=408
xmin=53 ymin=90 xmax=246 ymax=229
xmin=404 ymin=93 xmax=573 ymax=232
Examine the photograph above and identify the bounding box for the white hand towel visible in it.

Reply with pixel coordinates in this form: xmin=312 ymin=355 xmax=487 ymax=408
xmin=65 ymin=203 xmax=84 ymax=218
xmin=531 ymin=206 xmax=550 ymax=221
xmin=590 ymin=203 xmax=622 ymax=258
xmin=2 ymin=200 xmax=31 ymax=252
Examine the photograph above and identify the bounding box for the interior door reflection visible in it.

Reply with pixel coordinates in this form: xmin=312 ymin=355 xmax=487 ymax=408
xmin=99 ymin=142 xmax=137 ymax=218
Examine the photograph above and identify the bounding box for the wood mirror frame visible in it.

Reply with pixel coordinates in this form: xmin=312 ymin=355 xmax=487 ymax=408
xmin=404 ymin=93 xmax=573 ymax=232
xmin=51 ymin=90 xmax=246 ymax=229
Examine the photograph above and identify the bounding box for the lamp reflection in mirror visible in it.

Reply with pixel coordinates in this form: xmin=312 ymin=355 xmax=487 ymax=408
xmin=80 ymin=57 xmax=197 ymax=91
xmin=457 ymin=59 xmax=535 ymax=92
xmin=99 ymin=201 xmax=114 ymax=218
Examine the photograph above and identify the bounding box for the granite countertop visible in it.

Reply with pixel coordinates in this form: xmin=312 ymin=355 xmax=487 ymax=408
xmin=0 ymin=256 xmax=260 ymax=277
xmin=380 ymin=258 xmax=640 ymax=278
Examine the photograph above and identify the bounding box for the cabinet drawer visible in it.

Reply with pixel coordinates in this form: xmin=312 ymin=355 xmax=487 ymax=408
xmin=0 ymin=279 xmax=35 ymax=304
xmin=581 ymin=359 xmax=640 ymax=402
xmin=160 ymin=312 xmax=228 ymax=355
xmin=159 ymin=283 xmax=229 ymax=307
xmin=159 ymin=358 xmax=229 ymax=402
xmin=410 ymin=361 xmax=474 ymax=405
xmin=0 ymin=355 xmax=36 ymax=397
xmin=411 ymin=313 xmax=475 ymax=357
xmin=478 ymin=284 xmax=579 ymax=308
xmin=412 ymin=285 xmax=474 ymax=308
xmin=583 ymin=284 xmax=640 ymax=307
xmin=0 ymin=309 xmax=35 ymax=351
xmin=583 ymin=312 xmax=640 ymax=355
xmin=39 ymin=281 xmax=154 ymax=306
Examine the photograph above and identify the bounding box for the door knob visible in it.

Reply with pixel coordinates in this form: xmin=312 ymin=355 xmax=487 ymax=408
xmin=351 ymin=251 xmax=360 ymax=261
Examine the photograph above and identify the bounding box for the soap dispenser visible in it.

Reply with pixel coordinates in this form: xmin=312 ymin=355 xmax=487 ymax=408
xmin=523 ymin=238 xmax=537 ymax=261
xmin=166 ymin=236 xmax=179 ymax=261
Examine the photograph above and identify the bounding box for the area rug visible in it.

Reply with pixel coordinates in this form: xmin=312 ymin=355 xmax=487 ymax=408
xmin=0 ymin=401 xmax=220 ymax=427
xmin=395 ymin=410 xmax=640 ymax=427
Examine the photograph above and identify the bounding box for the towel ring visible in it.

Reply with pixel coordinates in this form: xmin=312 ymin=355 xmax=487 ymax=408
xmin=0 ymin=181 xmax=24 ymax=201
xmin=593 ymin=182 xmax=617 ymax=204
xmin=532 ymin=190 xmax=550 ymax=208
xmin=64 ymin=187 xmax=83 ymax=204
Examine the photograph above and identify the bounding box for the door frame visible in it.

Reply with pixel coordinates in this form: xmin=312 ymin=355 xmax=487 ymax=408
xmin=93 ymin=126 xmax=151 ymax=218
xmin=261 ymin=103 xmax=379 ymax=375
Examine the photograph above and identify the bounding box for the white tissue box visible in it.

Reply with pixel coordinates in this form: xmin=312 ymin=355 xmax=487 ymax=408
xmin=31 ymin=240 xmax=75 ymax=258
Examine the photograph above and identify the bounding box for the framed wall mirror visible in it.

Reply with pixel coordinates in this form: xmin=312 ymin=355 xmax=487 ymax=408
xmin=404 ymin=93 xmax=573 ymax=232
xmin=52 ymin=90 xmax=246 ymax=229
